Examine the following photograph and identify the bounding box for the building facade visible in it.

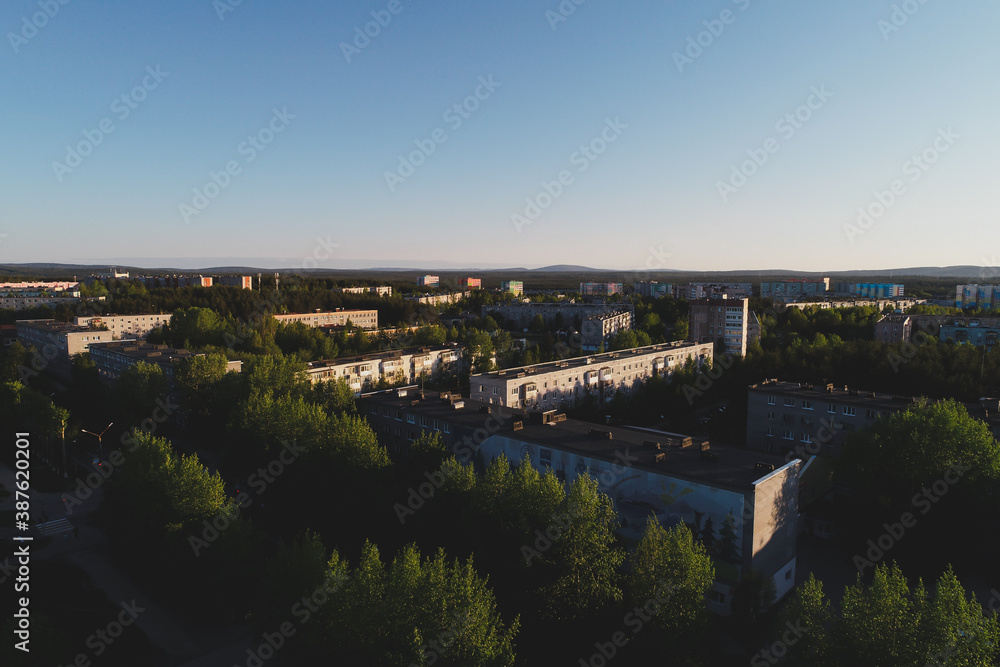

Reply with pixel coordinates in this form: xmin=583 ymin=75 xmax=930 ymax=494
xmin=939 ymin=318 xmax=1000 ymax=348
xmin=689 ymin=297 xmax=753 ymax=357
xmin=358 ymin=388 xmax=800 ymax=614
xmin=15 ymin=320 xmax=114 ymax=379
xmin=417 ymin=275 xmax=439 ymax=287
xmin=674 ymin=283 xmax=752 ymax=300
xmin=955 ymin=284 xmax=1000 ymax=310
xmin=470 ymin=341 xmax=713 ymax=411
xmin=217 ymin=276 xmax=254 ymax=289
xmin=874 ymin=314 xmax=912 ymax=344
xmin=501 ymin=280 xmax=524 ymax=296
xmin=73 ymin=314 xmax=173 ymax=340
xmin=633 ymin=281 xmax=672 ymax=298
xmin=482 ymin=302 xmax=621 ymax=330
xmin=271 ymin=310 xmax=378 ymax=330
xmin=580 ymin=282 xmax=623 ymax=297
xmin=580 ymin=309 xmax=634 ymax=351
xmin=407 ymin=292 xmax=470 ymax=306
xmin=305 ymin=344 xmax=463 ymax=393
xmin=334 ymin=286 xmax=393 ymax=297
xmin=760 ymin=279 xmax=829 ymax=302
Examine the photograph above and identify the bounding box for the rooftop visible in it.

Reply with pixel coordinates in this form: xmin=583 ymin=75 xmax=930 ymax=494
xmin=474 ymin=340 xmax=709 ymax=378
xmin=362 ymin=388 xmax=789 ymax=490
xmin=89 ymin=341 xmax=197 ymax=364
xmin=306 ymin=343 xmax=461 ymax=370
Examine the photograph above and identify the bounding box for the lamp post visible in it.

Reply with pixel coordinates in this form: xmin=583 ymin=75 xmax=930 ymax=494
xmin=80 ymin=422 xmax=114 ymax=455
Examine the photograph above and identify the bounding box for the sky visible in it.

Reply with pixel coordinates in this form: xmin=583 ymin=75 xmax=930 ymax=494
xmin=2 ymin=0 xmax=998 ymax=272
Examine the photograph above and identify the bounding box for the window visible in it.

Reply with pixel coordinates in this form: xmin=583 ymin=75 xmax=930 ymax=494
xmin=493 ymin=387 xmax=498 ymax=395
xmin=443 ymin=423 xmax=450 ymax=434
xmin=827 ymin=404 xmax=836 ymax=414
xmin=709 ymin=590 xmax=726 ymax=605
xmin=767 ymin=395 xmax=775 ymax=405
xmin=540 ymin=449 xmax=551 ymax=467
xmin=406 ymin=414 xmax=415 ymax=424
xmin=765 ymin=426 xmax=774 ymax=437
xmin=800 ymin=433 xmax=811 ymax=442
xmin=802 ymin=400 xmax=813 ymax=410
xmin=419 ymin=416 xmax=427 ymax=427
xmin=783 ymin=398 xmax=796 ymax=407
xmin=842 ymin=406 xmax=856 ymax=416
xmin=782 ymin=430 xmax=794 ymax=440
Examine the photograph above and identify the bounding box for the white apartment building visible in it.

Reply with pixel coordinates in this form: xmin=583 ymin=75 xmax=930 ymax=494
xmin=305 ymin=344 xmax=463 ymax=393
xmin=470 ymin=341 xmax=713 ymax=410
xmin=272 ymin=309 xmax=378 ymax=330
xmin=74 ymin=314 xmax=173 ymax=340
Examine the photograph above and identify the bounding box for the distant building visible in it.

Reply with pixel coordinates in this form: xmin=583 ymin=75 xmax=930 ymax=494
xmin=0 ymin=282 xmax=90 ymax=310
xmin=689 ymin=297 xmax=753 ymax=357
xmin=874 ymin=314 xmax=912 ymax=344
xmin=460 ymin=277 xmax=482 ymax=289
xmin=760 ymin=279 xmax=829 ymax=302
xmin=334 ymin=286 xmax=393 ymax=297
xmin=483 ymin=302 xmax=622 ymax=331
xmin=305 ymin=344 xmax=463 ymax=393
xmin=939 ymin=317 xmax=1000 ymax=349
xmin=633 ymin=281 xmax=672 ymax=298
xmin=834 ymin=282 xmax=904 ymax=299
xmin=1 ymin=324 xmax=17 ymax=347
xmin=15 ymin=320 xmax=114 ymax=380
xmin=74 ymin=314 xmax=172 ymax=340
xmin=359 ymin=388 xmax=800 ymax=614
xmin=470 ymin=341 xmax=713 ymax=410
xmin=89 ymin=341 xmax=241 ymax=389
xmin=217 ymin=276 xmax=254 ymax=290
xmin=417 ymin=275 xmax=440 ymax=287
xmin=580 ymin=309 xmax=634 ymax=351
xmin=407 ymin=292 xmax=470 ymax=307
xmin=674 ymin=283 xmax=751 ymax=300
xmin=501 ymin=280 xmax=524 ymax=296
xmin=141 ymin=275 xmax=214 ymax=289
xmin=955 ymin=284 xmax=1000 ymax=310
xmin=272 ymin=310 xmax=378 ymax=330
xmin=580 ymin=282 xmax=623 ymax=297
xmin=93 ymin=269 xmax=130 ymax=280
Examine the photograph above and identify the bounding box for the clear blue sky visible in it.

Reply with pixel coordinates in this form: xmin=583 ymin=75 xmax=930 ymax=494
xmin=2 ymin=0 xmax=998 ymax=271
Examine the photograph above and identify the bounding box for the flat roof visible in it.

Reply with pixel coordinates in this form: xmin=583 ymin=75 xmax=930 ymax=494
xmin=306 ymin=344 xmax=461 ymax=370
xmin=361 ymin=389 xmax=788 ymax=491
xmin=473 ymin=341 xmax=709 ymax=379
xmin=89 ymin=341 xmax=196 ymax=362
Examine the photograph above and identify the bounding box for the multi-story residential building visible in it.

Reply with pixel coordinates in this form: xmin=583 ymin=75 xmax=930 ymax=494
xmin=305 ymin=344 xmax=463 ymax=393
xmin=633 ymin=281 xmax=672 ymax=298
xmin=271 ymin=309 xmax=378 ymax=330
xmin=73 ymin=314 xmax=173 ymax=340
xmin=939 ymin=317 xmax=1000 ymax=348
xmin=217 ymin=276 xmax=254 ymax=289
xmin=0 ymin=281 xmax=95 ymax=310
xmin=580 ymin=309 xmax=634 ymax=351
xmin=0 ymin=281 xmax=81 ymax=294
xmin=417 ymin=275 xmax=440 ymax=287
xmin=89 ymin=341 xmax=241 ymax=388
xmin=674 ymin=283 xmax=752 ymax=300
xmin=580 ymin=282 xmax=623 ymax=297
xmin=482 ymin=303 xmax=621 ymax=331
xmin=1 ymin=324 xmax=17 ymax=347
xmin=874 ymin=314 xmax=912 ymax=344
xmin=460 ymin=277 xmax=482 ymax=289
xmin=141 ymin=275 xmax=214 ymax=289
xmin=759 ymin=279 xmax=829 ymax=302
xmin=834 ymin=283 xmax=905 ymax=299
xmin=358 ymin=387 xmax=800 ymax=614
xmin=955 ymin=284 xmax=1000 ymax=310
xmin=407 ymin=292 xmax=470 ymax=307
xmin=470 ymin=341 xmax=713 ymax=411
xmin=501 ymin=280 xmax=524 ymax=297
xmin=334 ymin=286 xmax=393 ymax=297
xmin=689 ymin=297 xmax=753 ymax=357
xmin=15 ymin=320 xmax=114 ymax=379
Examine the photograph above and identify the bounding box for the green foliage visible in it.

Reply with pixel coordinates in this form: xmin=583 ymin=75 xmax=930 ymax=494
xmin=837 ymin=399 xmax=1000 ymax=509
xmin=628 ymin=521 xmax=714 ymax=648
xmin=311 ymin=376 xmax=357 ymax=414
xmin=114 ymin=361 xmax=168 ymax=423
xmin=303 ymin=541 xmax=519 ymax=666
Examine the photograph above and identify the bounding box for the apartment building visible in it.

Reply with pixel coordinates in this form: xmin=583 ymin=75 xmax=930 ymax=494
xmin=15 ymin=320 xmax=114 ymax=379
xmin=417 ymin=275 xmax=439 ymax=287
xmin=760 ymin=279 xmax=829 ymax=302
xmin=406 ymin=292 xmax=470 ymax=307
xmin=580 ymin=309 xmax=634 ymax=351
xmin=358 ymin=388 xmax=800 ymax=614
xmin=89 ymin=341 xmax=198 ymax=383
xmin=955 ymin=284 xmax=1000 ymax=310
xmin=141 ymin=275 xmax=214 ymax=289
xmin=689 ymin=297 xmax=753 ymax=357
xmin=460 ymin=277 xmax=482 ymax=289
xmin=633 ymin=281 xmax=672 ymax=298
xmin=940 ymin=317 xmax=1000 ymax=348
xmin=833 ymin=282 xmax=905 ymax=299
xmin=501 ymin=280 xmax=524 ymax=296
xmin=482 ymin=302 xmax=621 ymax=330
xmin=73 ymin=314 xmax=173 ymax=340
xmin=334 ymin=286 xmax=393 ymax=297
xmin=217 ymin=276 xmax=254 ymax=289
xmin=271 ymin=309 xmax=378 ymax=330
xmin=470 ymin=341 xmax=713 ymax=411
xmin=580 ymin=282 xmax=623 ymax=296
xmin=305 ymin=344 xmax=463 ymax=393
xmin=1 ymin=281 xmax=80 ymax=294
xmin=0 ymin=281 xmax=92 ymax=310
xmin=674 ymin=283 xmax=752 ymax=300
xmin=874 ymin=314 xmax=912 ymax=344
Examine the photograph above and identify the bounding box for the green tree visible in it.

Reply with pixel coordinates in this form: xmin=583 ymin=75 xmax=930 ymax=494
xmin=115 ymin=361 xmax=168 ymax=422
xmin=303 ymin=541 xmax=519 ymax=666
xmin=628 ymin=521 xmax=714 ymax=650
xmin=778 ymin=573 xmax=833 ymax=666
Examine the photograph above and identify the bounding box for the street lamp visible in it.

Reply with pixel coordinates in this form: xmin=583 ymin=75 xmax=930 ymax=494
xmin=80 ymin=422 xmax=114 ymax=454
